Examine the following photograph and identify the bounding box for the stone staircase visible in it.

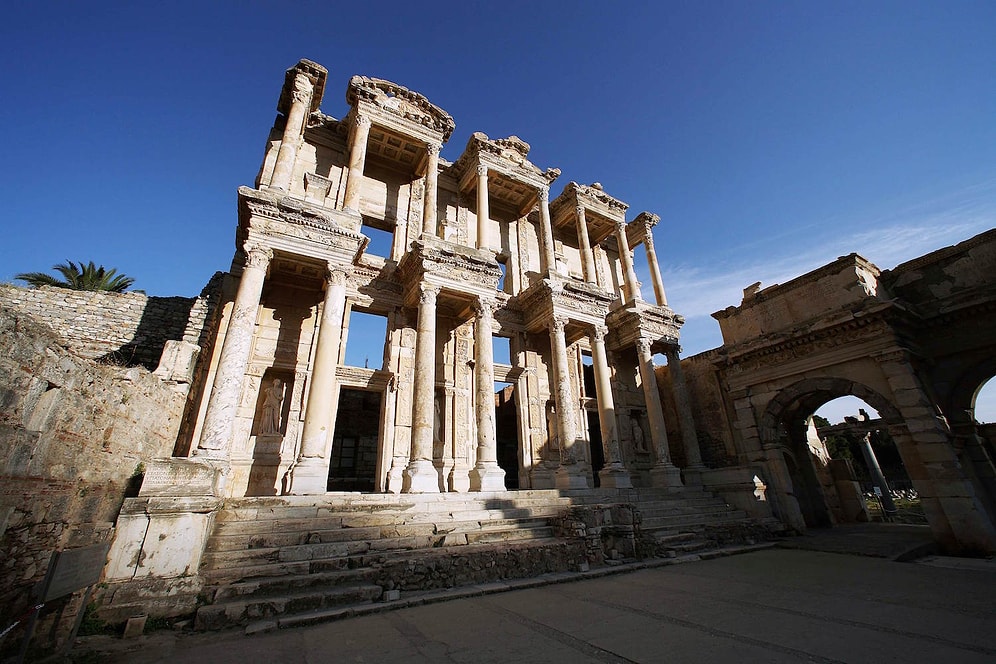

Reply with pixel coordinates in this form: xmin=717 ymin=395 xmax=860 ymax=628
xmin=193 ymin=488 xmax=766 ymax=631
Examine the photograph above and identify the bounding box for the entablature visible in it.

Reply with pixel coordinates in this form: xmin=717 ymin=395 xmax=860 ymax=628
xmin=452 ymin=132 xmax=560 ymax=214
xmin=396 ymin=236 xmax=501 ymax=308
xmin=514 ymin=278 xmax=615 ymax=335
xmin=605 ymin=300 xmax=683 ymax=353
xmin=549 ymin=182 xmax=629 ymax=244
xmin=237 ymin=186 xmax=366 ymax=267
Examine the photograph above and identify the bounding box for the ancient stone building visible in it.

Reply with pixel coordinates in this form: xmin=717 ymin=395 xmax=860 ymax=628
xmin=4 ymin=58 xmax=995 ymax=648
xmin=667 ymin=230 xmax=996 ymax=554
xmin=168 ymin=59 xmax=700 ymax=499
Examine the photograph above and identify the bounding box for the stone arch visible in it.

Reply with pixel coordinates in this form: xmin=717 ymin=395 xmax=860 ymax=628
xmin=947 ymin=357 xmax=996 ymax=425
xmin=760 ymin=376 xmax=903 ymax=444
xmin=758 ymin=375 xmax=908 ymax=529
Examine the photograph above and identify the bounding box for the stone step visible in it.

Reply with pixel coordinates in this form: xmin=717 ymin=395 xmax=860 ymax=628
xmin=214 ymin=504 xmax=567 ymax=529
xmin=207 ymin=516 xmax=554 ymax=552
xmin=643 ymin=511 xmax=750 ymax=530
xmin=194 ymin=582 xmax=383 ymax=631
xmin=210 ymin=568 xmax=375 ymax=603
xmin=201 ymin=524 xmax=556 ymax=573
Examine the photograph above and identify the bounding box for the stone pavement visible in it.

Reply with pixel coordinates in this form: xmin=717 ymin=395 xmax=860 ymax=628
xmin=71 ymin=544 xmax=996 ymax=664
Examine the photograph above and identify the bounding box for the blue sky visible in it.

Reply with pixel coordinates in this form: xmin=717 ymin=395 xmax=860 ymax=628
xmin=1 ymin=1 xmax=994 ymax=421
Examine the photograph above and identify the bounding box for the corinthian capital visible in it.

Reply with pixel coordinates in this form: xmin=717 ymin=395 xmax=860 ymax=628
xmin=418 ymin=284 xmax=439 ymax=306
xmin=426 ymin=142 xmax=440 ymax=157
xmin=474 ymin=296 xmax=495 ymax=319
xmin=354 ymin=114 xmax=371 ymax=129
xmin=635 ymin=337 xmax=652 ymax=358
xmin=292 ymin=73 xmax=314 ymax=104
xmin=476 ymin=164 xmax=488 ymax=177
xmin=326 ymin=265 xmax=349 ymax=287
xmin=538 ymin=186 xmax=550 ymax=203
xmin=575 ymin=205 xmax=586 ymax=219
xmin=590 ymin=324 xmax=609 ymax=342
xmin=243 ymin=243 xmax=273 ymax=268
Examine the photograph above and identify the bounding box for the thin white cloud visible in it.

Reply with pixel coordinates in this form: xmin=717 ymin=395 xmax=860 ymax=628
xmin=658 ymin=179 xmax=996 ymax=327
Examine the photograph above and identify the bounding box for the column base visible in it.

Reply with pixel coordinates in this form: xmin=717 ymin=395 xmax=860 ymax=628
xmin=650 ymin=463 xmax=684 ymax=490
xmin=402 ymin=459 xmax=440 ymax=493
xmin=385 ymin=459 xmax=405 ymax=494
xmin=682 ymin=465 xmax=706 ymax=486
xmin=555 ymin=465 xmax=591 ymax=490
xmin=469 ymin=463 xmax=507 ymax=492
xmin=598 ymin=464 xmax=634 ymax=489
xmin=530 ymin=466 xmax=557 ymax=490
xmin=287 ymin=459 xmax=330 ymax=495
xmin=449 ymin=464 xmax=472 ymax=493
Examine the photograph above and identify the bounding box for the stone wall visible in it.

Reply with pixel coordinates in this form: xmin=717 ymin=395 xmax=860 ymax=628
xmin=0 ymin=274 xmax=223 ymax=369
xmin=0 ymin=306 xmax=188 ymax=654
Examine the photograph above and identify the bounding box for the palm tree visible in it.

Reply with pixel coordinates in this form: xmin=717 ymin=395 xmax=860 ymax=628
xmin=15 ymin=261 xmax=136 ymax=293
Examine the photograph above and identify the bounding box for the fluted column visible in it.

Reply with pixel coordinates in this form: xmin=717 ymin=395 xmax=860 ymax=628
xmin=637 ymin=338 xmax=682 ymax=488
xmin=196 ymin=244 xmax=272 ymax=458
xmin=615 ymin=220 xmax=641 ymax=304
xmin=591 ymin=325 xmax=631 ymax=488
xmin=470 ymin=298 xmax=506 ymax=491
xmin=550 ymin=317 xmax=589 ymax=489
xmin=665 ymin=347 xmax=703 ymax=471
xmin=476 ymin=164 xmax=491 ymax=250
xmin=538 ymin=186 xmax=557 ymax=276
xmin=403 ymin=285 xmax=441 ymax=492
xmin=422 ymin=142 xmax=440 ymax=237
xmin=289 ymin=267 xmax=349 ymax=494
xmin=644 ymin=231 xmax=668 ymax=306
xmin=341 ymin=115 xmax=371 ymax=212
xmin=576 ymin=205 xmax=597 ymax=283
xmin=269 ymin=73 xmax=314 ymax=191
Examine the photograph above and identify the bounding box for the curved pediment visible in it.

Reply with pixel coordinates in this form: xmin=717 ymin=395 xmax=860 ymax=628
xmin=347 ymin=76 xmax=455 ymax=141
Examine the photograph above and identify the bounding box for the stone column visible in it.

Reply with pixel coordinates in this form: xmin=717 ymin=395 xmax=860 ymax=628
xmin=665 ymin=347 xmax=703 ymax=482
xmin=643 ymin=231 xmax=668 ymax=307
xmin=538 ymin=186 xmax=557 ymax=276
xmin=550 ymin=317 xmax=589 ymax=489
xmin=470 ymin=298 xmax=506 ymax=491
xmin=422 ymin=142 xmax=440 ymax=237
xmin=196 ymin=244 xmax=272 ymax=458
xmin=576 ymin=205 xmax=597 ymax=283
xmin=341 ymin=115 xmax=371 ymax=212
xmin=476 ymin=164 xmax=491 ymax=250
xmin=289 ymin=267 xmax=349 ymax=494
xmin=269 ymin=72 xmax=314 ymax=192
xmin=403 ymin=285 xmax=441 ymax=492
xmin=591 ymin=325 xmax=631 ymax=488
xmin=615 ymin=220 xmax=641 ymax=304
xmin=637 ymin=339 xmax=682 ymax=488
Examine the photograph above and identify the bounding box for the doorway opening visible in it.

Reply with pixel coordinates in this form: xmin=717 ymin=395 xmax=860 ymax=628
xmin=327 ymin=388 xmax=382 ymax=492
xmin=494 ymin=380 xmax=519 ymax=489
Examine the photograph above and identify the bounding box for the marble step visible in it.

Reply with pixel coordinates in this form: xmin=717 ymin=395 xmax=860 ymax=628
xmin=201 ymin=536 xmax=574 ymax=585
xmin=194 ymin=582 xmax=383 ymax=631
xmin=206 ymin=518 xmax=548 ymax=552
xmin=643 ymin=511 xmax=750 ymax=529
xmin=207 ymin=516 xmax=554 ymax=552
xmin=201 ymin=524 xmax=556 ymax=572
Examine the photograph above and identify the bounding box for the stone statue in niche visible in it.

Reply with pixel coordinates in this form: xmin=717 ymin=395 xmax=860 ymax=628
xmin=259 ymin=379 xmax=284 ymax=436
xmin=433 ymin=396 xmax=443 ymax=444
xmin=631 ymin=414 xmax=649 ymax=454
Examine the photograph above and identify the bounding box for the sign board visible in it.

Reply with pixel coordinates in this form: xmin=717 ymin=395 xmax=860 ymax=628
xmin=42 ymin=543 xmax=111 ymax=602
xmin=873 ymin=486 xmax=883 ymax=497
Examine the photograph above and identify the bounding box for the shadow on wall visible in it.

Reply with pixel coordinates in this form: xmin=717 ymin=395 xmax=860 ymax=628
xmin=98 ymin=295 xmax=194 ymax=369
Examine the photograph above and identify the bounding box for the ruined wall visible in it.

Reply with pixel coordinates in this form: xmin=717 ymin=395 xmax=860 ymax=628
xmin=0 ymin=306 xmax=188 ymax=652
xmin=0 ymin=275 xmax=223 ymax=369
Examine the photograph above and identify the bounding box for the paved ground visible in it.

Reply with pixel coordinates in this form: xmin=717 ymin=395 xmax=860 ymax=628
xmin=73 ymin=543 xmax=996 ymax=664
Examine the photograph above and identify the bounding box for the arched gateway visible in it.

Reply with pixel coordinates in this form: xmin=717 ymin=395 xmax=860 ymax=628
xmin=670 ymin=233 xmax=996 ymax=554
